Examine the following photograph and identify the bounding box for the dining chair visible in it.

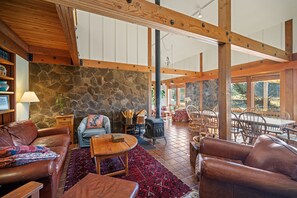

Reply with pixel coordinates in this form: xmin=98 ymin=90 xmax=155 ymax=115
xmin=231 ymin=112 xmax=241 ymax=142
xmin=202 ymin=109 xmax=219 ymax=138
xmin=186 ymin=105 xmax=204 ymax=134
xmin=238 ymin=112 xmax=267 ymax=144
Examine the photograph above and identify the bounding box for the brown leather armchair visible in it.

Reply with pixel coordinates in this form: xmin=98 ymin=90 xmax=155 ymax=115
xmin=0 ymin=120 xmax=70 ymax=198
xmin=197 ymin=135 xmax=297 ymax=198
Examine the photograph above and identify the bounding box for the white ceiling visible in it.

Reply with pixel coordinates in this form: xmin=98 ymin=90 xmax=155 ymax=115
xmin=148 ymin=0 xmax=297 ymax=79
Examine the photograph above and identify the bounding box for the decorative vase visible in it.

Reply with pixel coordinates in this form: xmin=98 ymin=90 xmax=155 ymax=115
xmin=0 ymin=81 xmax=9 ymax=91
xmin=0 ymin=65 xmax=7 ymax=76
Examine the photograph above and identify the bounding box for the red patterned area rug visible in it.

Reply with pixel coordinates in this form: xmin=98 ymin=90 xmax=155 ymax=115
xmin=64 ymin=145 xmax=191 ymax=197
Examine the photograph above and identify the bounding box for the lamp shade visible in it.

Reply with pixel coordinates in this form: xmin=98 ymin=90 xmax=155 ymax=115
xmin=185 ymin=97 xmax=192 ymax=102
xmin=20 ymin=91 xmax=40 ymax=103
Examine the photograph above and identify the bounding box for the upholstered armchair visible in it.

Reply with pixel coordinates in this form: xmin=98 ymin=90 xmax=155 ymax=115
xmin=197 ymin=135 xmax=297 ymax=198
xmin=77 ymin=116 xmax=111 ymax=147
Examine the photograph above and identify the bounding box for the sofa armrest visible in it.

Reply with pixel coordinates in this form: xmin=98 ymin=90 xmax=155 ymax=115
xmin=0 ymin=160 xmax=55 ymax=185
xmin=103 ymin=116 xmax=111 ymax=133
xmin=201 ymin=157 xmax=297 ymax=197
xmin=200 ymin=137 xmax=253 ymax=161
xmin=38 ymin=126 xmax=70 ymax=137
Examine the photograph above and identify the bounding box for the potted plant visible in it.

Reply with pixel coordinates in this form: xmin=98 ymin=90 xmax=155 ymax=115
xmin=56 ymin=93 xmax=65 ymax=115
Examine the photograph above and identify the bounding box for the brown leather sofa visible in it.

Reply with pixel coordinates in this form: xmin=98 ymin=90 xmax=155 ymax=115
xmin=0 ymin=120 xmax=70 ymax=198
xmin=197 ymin=135 xmax=297 ymax=198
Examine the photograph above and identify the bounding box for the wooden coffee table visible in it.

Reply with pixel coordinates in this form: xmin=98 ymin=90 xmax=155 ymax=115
xmin=90 ymin=134 xmax=138 ymax=176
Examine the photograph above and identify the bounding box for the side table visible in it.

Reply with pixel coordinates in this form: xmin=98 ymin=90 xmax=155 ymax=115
xmin=189 ymin=141 xmax=200 ymax=167
xmin=56 ymin=114 xmax=74 ymax=144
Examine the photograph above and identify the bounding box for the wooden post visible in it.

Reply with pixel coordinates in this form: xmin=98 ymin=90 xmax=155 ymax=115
xmin=148 ymin=71 xmax=152 ymax=116
xmin=280 ymin=69 xmax=294 ymax=118
xmin=285 ymin=19 xmax=293 ymax=59
xmin=218 ymin=0 xmax=231 ymax=140
xmin=148 ymin=28 xmax=152 ymax=66
xmin=263 ymin=82 xmax=268 ymax=111
xmin=246 ymin=77 xmax=254 ymax=110
xmin=199 ymin=53 xmax=203 ymax=110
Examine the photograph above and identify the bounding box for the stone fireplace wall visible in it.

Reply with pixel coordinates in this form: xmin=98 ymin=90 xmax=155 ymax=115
xmin=29 ymin=63 xmax=148 ymax=138
xmin=186 ymin=79 xmax=218 ymax=110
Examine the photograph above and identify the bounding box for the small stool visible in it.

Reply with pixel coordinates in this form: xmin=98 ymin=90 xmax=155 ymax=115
xmin=62 ymin=173 xmax=139 ymax=198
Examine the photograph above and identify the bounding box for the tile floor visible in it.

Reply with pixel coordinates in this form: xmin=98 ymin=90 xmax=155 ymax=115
xmin=57 ymin=121 xmax=198 ymax=197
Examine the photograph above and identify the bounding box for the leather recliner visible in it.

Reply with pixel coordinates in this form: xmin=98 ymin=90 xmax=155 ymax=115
xmin=0 ymin=120 xmax=70 ymax=198
xmin=197 ymin=135 xmax=297 ymax=198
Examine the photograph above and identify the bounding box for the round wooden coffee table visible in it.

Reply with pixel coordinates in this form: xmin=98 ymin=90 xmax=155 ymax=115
xmin=90 ymin=133 xmax=138 ymax=176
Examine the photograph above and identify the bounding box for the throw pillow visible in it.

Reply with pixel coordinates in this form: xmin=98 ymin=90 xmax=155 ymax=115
xmin=245 ymin=135 xmax=297 ymax=181
xmin=7 ymin=120 xmax=38 ymax=146
xmin=0 ymin=145 xmax=49 ymax=158
xmin=87 ymin=114 xmax=104 ymax=129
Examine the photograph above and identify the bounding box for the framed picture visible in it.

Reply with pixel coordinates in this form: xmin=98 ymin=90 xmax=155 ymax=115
xmin=0 ymin=95 xmax=9 ymax=110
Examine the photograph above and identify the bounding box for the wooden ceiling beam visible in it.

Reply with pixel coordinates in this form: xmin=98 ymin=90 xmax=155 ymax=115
xmin=28 ymin=46 xmax=70 ymax=57
xmin=161 ymin=59 xmax=283 ymax=84
xmin=0 ymin=20 xmax=28 ymax=60
xmin=56 ymin=4 xmax=80 ymax=65
xmin=0 ymin=19 xmax=28 ymax=52
xmin=44 ymin=0 xmax=289 ymax=62
xmin=30 ymin=54 xmax=72 ymax=65
xmin=82 ymin=59 xmax=201 ymax=76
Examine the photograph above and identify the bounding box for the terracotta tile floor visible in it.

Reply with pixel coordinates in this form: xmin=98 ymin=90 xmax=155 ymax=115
xmin=57 ymin=121 xmax=198 ymax=197
xmin=146 ymin=121 xmax=198 ymax=189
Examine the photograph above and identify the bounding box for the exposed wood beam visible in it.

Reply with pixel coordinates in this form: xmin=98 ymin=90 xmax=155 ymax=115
xmin=200 ymin=52 xmax=203 ymax=75
xmin=0 ymin=32 xmax=27 ymax=60
xmin=162 ymin=59 xmax=279 ymax=84
xmin=0 ymin=19 xmax=28 ymax=52
xmin=82 ymin=59 xmax=201 ymax=76
xmin=28 ymin=46 xmax=70 ymax=57
xmin=44 ymin=0 xmax=289 ymax=62
xmin=30 ymin=54 xmax=72 ymax=65
xmin=285 ymin=19 xmax=293 ymax=59
xmin=56 ymin=4 xmax=80 ymax=65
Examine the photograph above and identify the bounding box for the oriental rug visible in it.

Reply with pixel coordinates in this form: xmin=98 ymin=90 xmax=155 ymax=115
xmin=64 ymin=145 xmax=191 ymax=197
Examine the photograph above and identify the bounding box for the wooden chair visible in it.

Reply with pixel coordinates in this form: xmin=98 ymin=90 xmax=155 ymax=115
xmin=278 ymin=126 xmax=297 ymax=145
xmin=202 ymin=109 xmax=219 ymax=138
xmin=3 ymin=181 xmax=43 ymax=198
xmin=231 ymin=112 xmax=241 ymax=142
xmin=238 ymin=112 xmax=267 ymax=144
xmin=186 ymin=105 xmax=204 ymax=134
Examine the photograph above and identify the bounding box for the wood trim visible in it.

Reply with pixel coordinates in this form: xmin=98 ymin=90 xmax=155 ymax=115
xmin=56 ymin=5 xmax=80 ymax=65
xmin=30 ymin=54 xmax=72 ymax=65
xmin=44 ymin=0 xmax=289 ymax=62
xmin=82 ymin=59 xmax=201 ymax=76
xmin=148 ymin=71 xmax=152 ymax=117
xmin=246 ymin=76 xmax=252 ymax=109
xmin=199 ymin=81 xmax=203 ymax=110
xmin=285 ymin=19 xmax=293 ymax=59
xmin=28 ymin=46 xmax=70 ymax=57
xmin=0 ymin=19 xmax=28 ymax=52
xmin=0 ymin=31 xmax=28 ymax=60
xmin=200 ymin=52 xmax=203 ymax=75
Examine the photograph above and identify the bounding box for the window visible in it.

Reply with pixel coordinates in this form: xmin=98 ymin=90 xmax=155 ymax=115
xmin=178 ymin=87 xmax=185 ymax=107
xmin=168 ymin=88 xmax=177 ymax=106
xmin=231 ymin=82 xmax=247 ymax=109
xmin=254 ymin=80 xmax=280 ymax=111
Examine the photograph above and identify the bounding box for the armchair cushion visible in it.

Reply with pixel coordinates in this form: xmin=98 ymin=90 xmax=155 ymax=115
xmin=245 ymin=135 xmax=297 ymax=181
xmin=86 ymin=114 xmax=104 ymax=129
xmin=82 ymin=128 xmax=107 ymax=138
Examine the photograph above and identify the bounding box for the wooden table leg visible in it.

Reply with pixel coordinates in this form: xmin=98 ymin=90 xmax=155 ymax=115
xmin=96 ymin=157 xmax=101 ymax=175
xmin=125 ymin=152 xmax=129 ymax=176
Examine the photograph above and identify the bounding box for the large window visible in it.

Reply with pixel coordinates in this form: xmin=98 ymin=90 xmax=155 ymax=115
xmin=168 ymin=88 xmax=177 ymax=106
xmin=254 ymin=80 xmax=280 ymax=111
xmin=178 ymin=87 xmax=185 ymax=107
xmin=231 ymin=82 xmax=247 ymax=109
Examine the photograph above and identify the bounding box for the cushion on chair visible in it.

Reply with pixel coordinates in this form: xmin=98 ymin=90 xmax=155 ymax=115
xmin=82 ymin=128 xmax=107 ymax=138
xmin=86 ymin=115 xmax=104 ymax=129
xmin=245 ymin=135 xmax=297 ymax=181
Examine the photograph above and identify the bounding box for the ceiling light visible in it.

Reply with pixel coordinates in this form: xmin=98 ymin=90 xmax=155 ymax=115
xmin=197 ymin=11 xmax=203 ymax=19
